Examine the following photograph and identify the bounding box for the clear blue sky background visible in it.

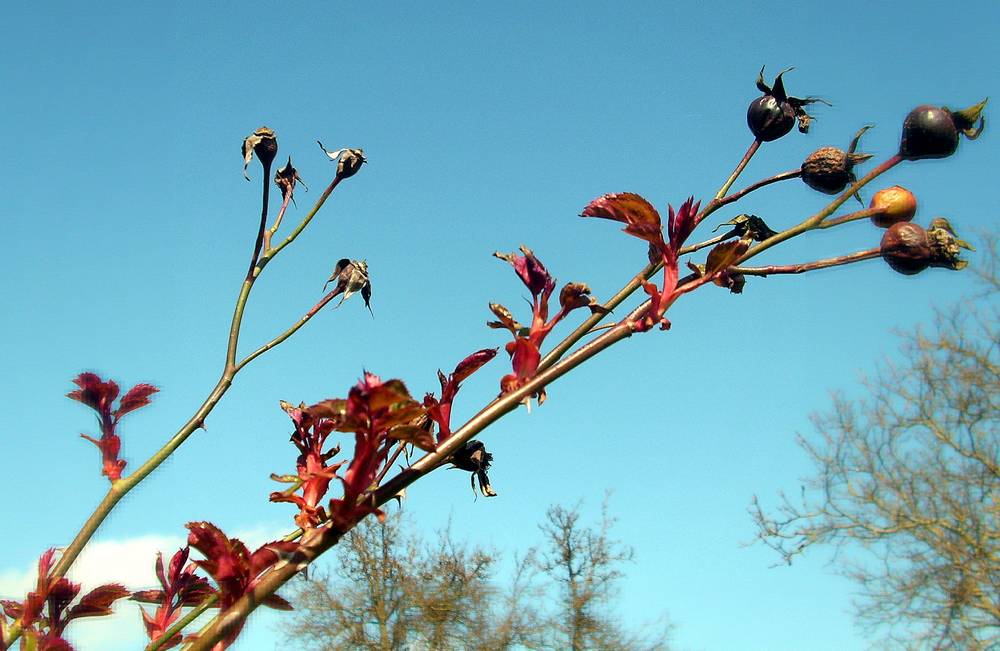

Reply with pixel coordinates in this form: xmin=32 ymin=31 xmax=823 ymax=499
xmin=2 ymin=2 xmax=997 ymax=650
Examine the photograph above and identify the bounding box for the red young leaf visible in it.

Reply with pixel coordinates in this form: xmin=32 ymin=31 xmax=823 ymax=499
xmin=1 ymin=599 xmax=23 ymax=619
xmin=115 ymin=384 xmax=159 ymax=418
xmin=493 ymin=246 xmax=555 ymax=298
xmin=451 ymin=348 xmax=499 ymax=386
xmin=667 ymin=197 xmax=701 ymax=251
xmin=66 ymin=583 xmax=129 ymax=621
xmin=581 ymin=192 xmax=665 ymax=247
xmin=130 ymin=590 xmax=168 ymax=604
xmin=37 ymin=635 xmax=74 ymax=651
xmin=67 ymin=373 xmax=119 ymax=414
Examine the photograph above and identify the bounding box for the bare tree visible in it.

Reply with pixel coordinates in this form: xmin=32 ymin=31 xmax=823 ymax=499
xmin=284 ymin=501 xmax=670 ymax=651
xmin=281 ymin=512 xmax=418 ymax=650
xmin=752 ymin=236 xmax=1000 ymax=649
xmin=537 ymin=499 xmax=671 ymax=651
xmin=282 ymin=512 xmax=536 ymax=651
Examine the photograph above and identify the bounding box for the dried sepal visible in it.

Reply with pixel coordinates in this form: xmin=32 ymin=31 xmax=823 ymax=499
xmin=559 ymin=282 xmax=612 ymax=316
xmin=713 ymin=214 xmax=777 ymax=242
xmin=242 ymin=126 xmax=277 ymax=180
xmin=487 ymin=303 xmax=523 ymax=334
xmin=387 ymin=425 xmax=436 ymax=452
xmin=948 ymin=98 xmax=988 ymax=138
xmin=317 ymin=141 xmax=367 ymax=179
xmin=748 ymin=67 xmax=828 ymax=140
xmin=450 ymin=440 xmax=497 ymax=497
xmin=323 ymin=258 xmax=373 ymax=315
xmin=274 ymin=157 xmax=306 ymax=202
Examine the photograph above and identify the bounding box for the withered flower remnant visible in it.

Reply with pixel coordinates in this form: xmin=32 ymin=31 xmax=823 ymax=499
xmin=800 ymin=125 xmax=873 ymax=201
xmin=450 ymin=439 xmax=497 ymax=497
xmin=274 ymin=157 xmax=306 ymax=202
xmin=747 ymin=67 xmax=826 ymax=141
xmin=318 ymin=141 xmax=367 ymax=179
xmin=242 ymin=126 xmax=278 ymax=180
xmin=713 ymin=213 xmax=778 ymax=242
xmin=323 ymin=258 xmax=373 ymax=315
xmin=899 ymin=99 xmax=987 ymax=160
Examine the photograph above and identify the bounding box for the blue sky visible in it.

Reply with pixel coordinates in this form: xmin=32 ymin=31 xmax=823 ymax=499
xmin=2 ymin=2 xmax=997 ymax=649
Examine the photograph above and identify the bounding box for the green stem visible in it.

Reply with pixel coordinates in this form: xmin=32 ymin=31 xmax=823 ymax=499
xmin=263 ymin=191 xmax=292 ymax=251
xmin=714 ymin=168 xmax=801 ymax=212
xmin=816 ymin=206 xmax=881 ymax=229
xmin=234 ymin=287 xmax=344 ymax=372
xmin=738 ymin=154 xmax=903 ymax=264
xmin=715 ymin=139 xmax=761 ymax=201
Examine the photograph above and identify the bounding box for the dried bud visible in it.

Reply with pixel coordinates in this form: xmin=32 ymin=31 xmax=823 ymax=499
xmin=274 ymin=157 xmax=306 ymax=201
xmin=559 ymin=282 xmax=612 ymax=316
xmin=880 ymin=220 xmax=972 ymax=275
xmin=318 ymin=141 xmax=367 ymax=179
xmin=869 ymin=186 xmax=916 ymax=228
xmin=746 ymin=67 xmax=826 ymax=141
xmin=800 ymin=125 xmax=873 ymax=201
xmin=487 ymin=303 xmax=523 ymax=334
xmin=323 ymin=258 xmax=373 ymax=314
xmin=242 ymin=126 xmax=278 ymax=180
xmin=899 ymin=99 xmax=987 ymax=160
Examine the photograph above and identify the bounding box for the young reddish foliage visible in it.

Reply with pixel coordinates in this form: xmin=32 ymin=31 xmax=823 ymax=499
xmin=423 ymin=348 xmax=498 ymax=443
xmin=2 ymin=548 xmax=128 ymax=650
xmin=491 ymin=247 xmax=608 ymax=402
xmin=269 ymin=401 xmax=347 ymax=530
xmin=67 ymin=373 xmax=158 ymax=481
xmin=185 ymin=523 xmax=298 ymax=649
xmin=582 ymin=194 xmax=704 ymax=331
xmin=131 ymin=546 xmax=216 ymax=650
xmin=272 ymin=372 xmax=428 ymax=531
xmin=327 ymin=372 xmax=426 ymax=528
